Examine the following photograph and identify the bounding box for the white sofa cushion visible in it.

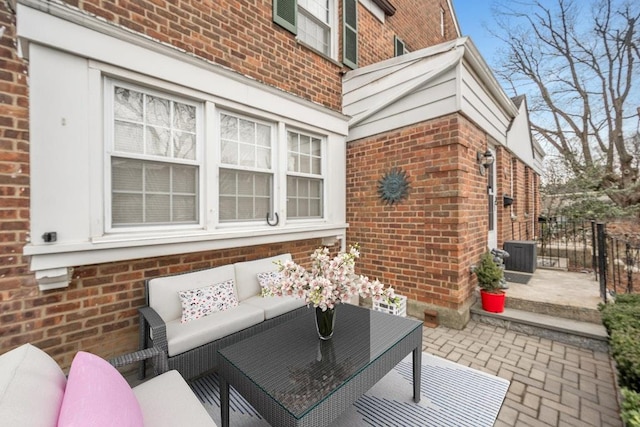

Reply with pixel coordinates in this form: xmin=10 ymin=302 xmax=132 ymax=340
xmin=133 ymin=370 xmax=215 ymax=427
xmin=149 ymin=264 xmax=236 ymax=322
xmin=166 ymin=304 xmax=264 ymax=357
xmin=0 ymin=343 xmax=67 ymax=426
xmin=243 ymin=295 xmax=307 ymax=320
xmin=234 ymin=254 xmax=292 ymax=301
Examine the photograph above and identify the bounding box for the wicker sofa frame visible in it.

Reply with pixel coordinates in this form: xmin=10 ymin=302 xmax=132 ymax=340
xmin=138 ymin=272 xmax=308 ymax=380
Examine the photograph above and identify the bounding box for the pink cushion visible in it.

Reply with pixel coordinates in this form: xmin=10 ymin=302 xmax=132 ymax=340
xmin=57 ymin=351 xmax=144 ymax=427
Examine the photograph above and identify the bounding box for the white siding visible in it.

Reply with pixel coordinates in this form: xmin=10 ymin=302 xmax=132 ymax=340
xmin=460 ymin=64 xmax=511 ymax=145
xmin=506 ymin=100 xmax=535 ymax=168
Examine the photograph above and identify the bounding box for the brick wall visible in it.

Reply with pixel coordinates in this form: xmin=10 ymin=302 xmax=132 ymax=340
xmin=2 ymin=233 xmax=325 ymax=370
xmin=358 ymin=0 xmax=458 ymax=67
xmin=56 ymin=0 xmax=344 ymax=110
xmin=346 ymin=113 xmax=490 ymax=326
xmin=387 ymin=0 xmax=458 ymax=51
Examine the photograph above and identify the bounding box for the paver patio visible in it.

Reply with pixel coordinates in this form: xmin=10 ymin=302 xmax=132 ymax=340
xmin=423 ymin=320 xmax=622 ymax=427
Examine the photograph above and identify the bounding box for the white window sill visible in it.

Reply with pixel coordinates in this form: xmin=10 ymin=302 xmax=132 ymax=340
xmin=25 ymin=223 xmax=349 ymax=289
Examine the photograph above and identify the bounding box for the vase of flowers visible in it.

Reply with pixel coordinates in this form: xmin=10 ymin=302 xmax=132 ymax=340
xmin=264 ymin=244 xmax=397 ymax=340
xmin=315 ymin=307 xmax=336 ymax=340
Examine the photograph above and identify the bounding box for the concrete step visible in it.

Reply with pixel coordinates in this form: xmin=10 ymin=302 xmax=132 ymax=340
xmin=505 ymin=294 xmax=602 ymax=324
xmin=470 ymin=302 xmax=609 ymax=352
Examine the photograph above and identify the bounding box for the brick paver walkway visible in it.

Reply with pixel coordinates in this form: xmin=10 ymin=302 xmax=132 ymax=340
xmin=423 ymin=320 xmax=622 ymax=426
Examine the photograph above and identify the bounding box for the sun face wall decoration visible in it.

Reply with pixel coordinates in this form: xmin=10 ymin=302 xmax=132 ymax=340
xmin=377 ymin=167 xmax=410 ymax=205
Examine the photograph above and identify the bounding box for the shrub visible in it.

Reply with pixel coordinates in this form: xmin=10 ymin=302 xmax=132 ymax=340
xmin=474 ymin=251 xmax=504 ymax=293
xmin=599 ymin=302 xmax=640 ymax=334
xmin=622 ymin=389 xmax=640 ymax=427
xmin=610 ymin=328 xmax=640 ymax=392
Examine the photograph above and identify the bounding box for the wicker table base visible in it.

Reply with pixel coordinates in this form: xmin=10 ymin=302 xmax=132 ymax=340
xmin=218 ymin=304 xmax=422 ymax=427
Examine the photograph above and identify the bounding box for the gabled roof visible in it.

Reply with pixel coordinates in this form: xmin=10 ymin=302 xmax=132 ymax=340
xmin=343 ymin=37 xmax=518 ymax=142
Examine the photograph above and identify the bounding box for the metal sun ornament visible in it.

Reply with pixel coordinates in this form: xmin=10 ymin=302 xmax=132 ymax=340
xmin=377 ymin=167 xmax=410 ymax=205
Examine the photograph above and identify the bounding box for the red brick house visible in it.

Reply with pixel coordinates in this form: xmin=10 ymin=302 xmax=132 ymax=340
xmin=0 ymin=0 xmax=541 ymax=367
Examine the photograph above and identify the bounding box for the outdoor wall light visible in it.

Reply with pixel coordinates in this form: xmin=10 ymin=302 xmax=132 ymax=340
xmin=477 ymin=150 xmax=494 ymax=176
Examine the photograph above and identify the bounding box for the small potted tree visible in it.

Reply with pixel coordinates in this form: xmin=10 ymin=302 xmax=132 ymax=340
xmin=474 ymin=251 xmax=506 ymax=313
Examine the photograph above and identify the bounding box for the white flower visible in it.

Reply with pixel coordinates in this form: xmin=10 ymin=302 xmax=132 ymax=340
xmin=265 ymin=244 xmax=396 ymax=311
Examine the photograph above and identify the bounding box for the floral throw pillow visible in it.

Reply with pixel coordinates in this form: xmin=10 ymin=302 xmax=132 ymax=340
xmin=178 ymin=279 xmax=238 ymax=323
xmin=257 ymin=271 xmax=282 ymax=296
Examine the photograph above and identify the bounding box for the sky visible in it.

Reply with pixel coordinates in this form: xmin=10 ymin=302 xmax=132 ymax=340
xmin=453 ymin=1 xmax=504 ymax=67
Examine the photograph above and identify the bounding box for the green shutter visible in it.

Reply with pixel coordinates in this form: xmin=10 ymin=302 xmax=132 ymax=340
xmin=343 ymin=0 xmax=358 ymax=69
xmin=394 ymin=36 xmax=405 ymax=56
xmin=273 ymin=0 xmax=297 ymax=34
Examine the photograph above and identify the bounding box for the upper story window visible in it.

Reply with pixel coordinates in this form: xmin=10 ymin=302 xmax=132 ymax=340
xmin=440 ymin=8 xmax=445 ymax=37
xmin=107 ymin=81 xmax=201 ymax=229
xmin=273 ymin=0 xmax=349 ymax=66
xmin=394 ymin=36 xmax=406 ymax=56
xmin=298 ymin=0 xmax=331 ymax=55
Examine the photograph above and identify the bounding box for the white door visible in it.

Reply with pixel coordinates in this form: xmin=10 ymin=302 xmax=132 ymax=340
xmin=487 ymin=148 xmax=497 ymax=250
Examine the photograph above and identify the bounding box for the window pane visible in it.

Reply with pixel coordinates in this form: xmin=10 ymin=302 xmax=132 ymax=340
xmin=287 ymin=131 xmax=322 ymax=176
xmin=112 ymin=158 xmax=142 ymax=191
xmin=256 ymin=124 xmax=270 ymax=147
xmin=114 ymin=88 xmax=143 ymax=121
xmin=145 ymin=163 xmax=170 ymax=192
xmin=114 ymin=122 xmax=143 ymax=154
xmin=299 ymin=0 xmax=329 ymax=23
xmin=237 ymin=173 xmax=254 ymax=195
xmin=173 ymin=195 xmax=196 ymax=222
xmin=239 ymin=119 xmax=255 ymax=144
xmin=218 ymin=169 xmax=272 ymax=222
xmin=297 ymin=11 xmax=330 ymax=55
xmin=173 ymin=166 xmax=197 ymax=193
xmin=146 ymin=194 xmax=170 ymax=223
xmin=146 ymin=126 xmax=170 ymax=157
xmin=221 ymin=140 xmax=238 ymax=165
xmin=287 ymin=176 xmax=323 ymax=219
xmin=257 ymin=147 xmax=271 ymax=169
xmin=112 ymin=158 xmax=198 ymax=226
xmin=173 ymin=131 xmax=196 ymax=160
xmin=237 ymin=197 xmax=253 ymax=219
xmin=219 ymin=196 xmax=236 ymax=221
xmin=146 ymin=95 xmax=170 ymax=127
xmin=239 ymin=144 xmax=255 ymax=167
xmin=219 ymin=170 xmax=236 ymax=195
xmin=221 ymin=114 xmax=238 ymax=140
xmin=112 ymin=194 xmax=143 ymax=224
xmin=174 ymin=103 xmax=196 ymax=132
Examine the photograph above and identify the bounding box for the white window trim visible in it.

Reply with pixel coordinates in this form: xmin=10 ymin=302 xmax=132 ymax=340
xmin=285 ymin=127 xmax=327 ymax=221
xmin=297 ymin=0 xmax=339 ymax=61
xmin=18 ymin=3 xmax=349 ymax=285
xmin=103 ymin=78 xmax=206 ymax=234
xmin=216 ymin=109 xmax=278 ymax=226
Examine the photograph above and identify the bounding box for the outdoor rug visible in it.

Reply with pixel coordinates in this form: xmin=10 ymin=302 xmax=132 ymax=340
xmin=190 ymin=352 xmax=510 ymax=427
xmin=504 ymin=271 xmax=533 ymax=285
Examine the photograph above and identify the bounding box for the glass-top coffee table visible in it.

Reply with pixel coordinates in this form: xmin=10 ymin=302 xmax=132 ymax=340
xmin=218 ymin=303 xmax=423 ymax=427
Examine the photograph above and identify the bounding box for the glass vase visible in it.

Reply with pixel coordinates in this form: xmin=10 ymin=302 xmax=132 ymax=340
xmin=315 ymin=306 xmax=336 ymax=340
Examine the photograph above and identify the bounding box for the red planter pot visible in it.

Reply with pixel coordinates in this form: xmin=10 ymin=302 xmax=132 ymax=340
xmin=480 ymin=289 xmax=506 ymax=313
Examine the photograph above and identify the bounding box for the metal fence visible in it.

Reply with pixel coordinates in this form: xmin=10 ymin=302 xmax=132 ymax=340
xmin=536 ymin=218 xmax=639 ymax=301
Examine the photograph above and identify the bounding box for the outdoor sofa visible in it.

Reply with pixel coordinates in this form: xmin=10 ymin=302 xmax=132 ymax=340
xmin=139 ymin=253 xmax=307 ymax=379
xmin=0 ymin=343 xmax=216 ymax=426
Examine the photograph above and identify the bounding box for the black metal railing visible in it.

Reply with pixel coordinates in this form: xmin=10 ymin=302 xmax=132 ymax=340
xmin=536 ymin=218 xmax=640 ymax=302
xmin=536 ymin=218 xmax=595 ymax=272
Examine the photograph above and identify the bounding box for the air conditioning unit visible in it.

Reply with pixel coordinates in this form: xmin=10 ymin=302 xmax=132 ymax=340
xmin=503 ymin=240 xmax=537 ymax=273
